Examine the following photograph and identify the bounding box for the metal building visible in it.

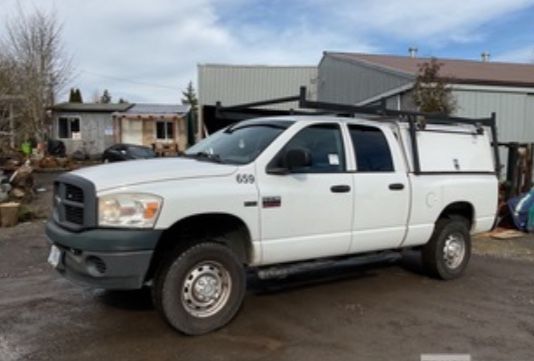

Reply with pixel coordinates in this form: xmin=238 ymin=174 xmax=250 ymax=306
xmin=198 ymin=64 xmax=317 ymax=134
xmin=318 ymin=52 xmax=534 ymax=144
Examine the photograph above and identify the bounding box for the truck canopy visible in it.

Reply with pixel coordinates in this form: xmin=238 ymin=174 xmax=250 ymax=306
xmin=397 ymin=122 xmax=495 ymax=174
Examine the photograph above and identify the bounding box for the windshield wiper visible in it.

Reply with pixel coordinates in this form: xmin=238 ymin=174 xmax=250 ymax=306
xmin=183 ymin=152 xmax=224 ymax=163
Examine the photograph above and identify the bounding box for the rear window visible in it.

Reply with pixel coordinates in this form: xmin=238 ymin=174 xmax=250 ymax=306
xmin=128 ymin=146 xmax=155 ymax=157
xmin=349 ymin=125 xmax=393 ymax=172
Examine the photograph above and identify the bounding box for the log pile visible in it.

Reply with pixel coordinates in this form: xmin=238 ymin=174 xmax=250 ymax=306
xmin=0 ymin=160 xmax=34 ymax=227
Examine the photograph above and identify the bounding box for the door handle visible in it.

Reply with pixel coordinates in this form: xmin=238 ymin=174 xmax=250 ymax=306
xmin=389 ymin=183 xmax=405 ymax=191
xmin=330 ymin=185 xmax=351 ymax=193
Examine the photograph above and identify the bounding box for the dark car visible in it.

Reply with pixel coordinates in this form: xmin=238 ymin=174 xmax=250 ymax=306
xmin=102 ymin=144 xmax=156 ymax=163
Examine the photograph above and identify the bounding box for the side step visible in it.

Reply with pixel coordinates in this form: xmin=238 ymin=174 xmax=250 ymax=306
xmin=255 ymin=252 xmax=401 ymax=280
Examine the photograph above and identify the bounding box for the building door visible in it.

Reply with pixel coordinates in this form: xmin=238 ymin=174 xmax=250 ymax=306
xmin=121 ymin=118 xmax=143 ymax=145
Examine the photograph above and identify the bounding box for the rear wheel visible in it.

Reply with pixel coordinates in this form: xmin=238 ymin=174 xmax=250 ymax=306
xmin=422 ymin=217 xmax=471 ymax=280
xmin=152 ymin=242 xmax=246 ymax=335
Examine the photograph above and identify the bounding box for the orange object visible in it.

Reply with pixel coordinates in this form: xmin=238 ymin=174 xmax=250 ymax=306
xmin=144 ymin=202 xmax=159 ymax=219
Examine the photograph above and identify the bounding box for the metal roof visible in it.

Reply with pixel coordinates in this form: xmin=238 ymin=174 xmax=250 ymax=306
xmin=51 ymin=102 xmax=133 ymax=112
xmin=50 ymin=102 xmax=190 ymax=115
xmin=122 ymin=103 xmax=190 ymax=115
xmin=326 ymin=52 xmax=534 ymax=87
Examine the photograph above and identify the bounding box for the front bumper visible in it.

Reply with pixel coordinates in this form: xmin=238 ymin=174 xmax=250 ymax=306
xmin=46 ymin=221 xmax=163 ymax=290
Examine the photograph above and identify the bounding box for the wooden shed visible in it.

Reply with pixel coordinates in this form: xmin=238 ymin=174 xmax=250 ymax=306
xmin=113 ymin=104 xmax=190 ymax=155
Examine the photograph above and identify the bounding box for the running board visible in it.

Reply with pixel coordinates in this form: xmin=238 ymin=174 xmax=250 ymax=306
xmin=255 ymin=252 xmax=401 ymax=280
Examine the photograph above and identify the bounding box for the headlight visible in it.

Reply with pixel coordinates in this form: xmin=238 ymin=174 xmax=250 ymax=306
xmin=98 ymin=193 xmax=162 ymax=228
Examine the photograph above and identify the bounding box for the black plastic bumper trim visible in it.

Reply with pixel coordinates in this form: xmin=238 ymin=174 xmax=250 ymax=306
xmin=50 ymin=242 xmax=153 ymax=290
xmin=45 ymin=220 xmax=163 ymax=252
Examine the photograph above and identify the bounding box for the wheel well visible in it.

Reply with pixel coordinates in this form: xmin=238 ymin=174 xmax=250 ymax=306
xmin=145 ymin=213 xmax=252 ymax=281
xmin=438 ymin=201 xmax=474 ymax=229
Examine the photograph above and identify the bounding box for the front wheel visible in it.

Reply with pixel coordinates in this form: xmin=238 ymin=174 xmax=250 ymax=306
xmin=152 ymin=242 xmax=246 ymax=335
xmin=422 ymin=217 xmax=471 ymax=280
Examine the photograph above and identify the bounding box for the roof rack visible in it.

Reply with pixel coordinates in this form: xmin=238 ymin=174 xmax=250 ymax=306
xmin=215 ymin=86 xmax=500 ymax=176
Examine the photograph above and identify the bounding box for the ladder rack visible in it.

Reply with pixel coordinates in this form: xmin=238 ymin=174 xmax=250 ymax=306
xmin=215 ymin=86 xmax=500 ymax=176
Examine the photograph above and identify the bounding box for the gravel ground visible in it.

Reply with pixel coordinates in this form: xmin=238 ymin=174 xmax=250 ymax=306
xmin=0 ymin=172 xmax=533 ymax=361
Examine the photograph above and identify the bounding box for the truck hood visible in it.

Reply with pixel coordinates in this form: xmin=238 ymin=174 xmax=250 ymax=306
xmin=71 ymin=158 xmax=238 ymax=191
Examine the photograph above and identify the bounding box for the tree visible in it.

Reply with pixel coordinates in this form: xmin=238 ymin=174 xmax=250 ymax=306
xmin=69 ymin=88 xmax=83 ymax=103
xmin=0 ymin=55 xmax=23 ymax=149
xmin=2 ymin=5 xmax=73 ymax=142
xmin=181 ymin=81 xmax=198 ymax=145
xmin=0 ymin=54 xmax=18 ymax=96
xmin=181 ymin=81 xmax=198 ymax=112
xmin=412 ymin=58 xmax=456 ymax=115
xmin=100 ymin=89 xmax=112 ymax=104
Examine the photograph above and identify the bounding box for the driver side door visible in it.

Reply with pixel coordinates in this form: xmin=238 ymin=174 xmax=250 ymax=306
xmin=257 ymin=123 xmax=354 ymax=265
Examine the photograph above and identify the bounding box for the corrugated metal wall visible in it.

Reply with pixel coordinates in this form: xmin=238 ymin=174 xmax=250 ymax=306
xmin=453 ymin=89 xmax=534 ymax=143
xmin=198 ymin=64 xmax=317 ymax=110
xmin=453 ymin=90 xmax=534 ymax=177
xmin=318 ymin=54 xmax=412 ymax=104
xmin=526 ymin=95 xmax=534 ymax=139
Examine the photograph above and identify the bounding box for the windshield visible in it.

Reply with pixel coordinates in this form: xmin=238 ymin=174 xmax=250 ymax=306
xmin=128 ymin=146 xmax=155 ymax=158
xmin=185 ymin=120 xmax=292 ymax=165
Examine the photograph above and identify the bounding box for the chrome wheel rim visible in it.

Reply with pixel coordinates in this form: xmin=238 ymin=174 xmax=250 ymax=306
xmin=443 ymin=232 xmax=466 ymax=269
xmin=181 ymin=261 xmax=232 ymax=318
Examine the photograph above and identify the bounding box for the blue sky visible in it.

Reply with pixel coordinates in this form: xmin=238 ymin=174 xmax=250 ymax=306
xmin=0 ymin=0 xmax=533 ymax=103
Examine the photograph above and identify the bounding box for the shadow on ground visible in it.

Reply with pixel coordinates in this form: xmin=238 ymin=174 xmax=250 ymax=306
xmin=99 ymin=252 xmax=425 ymax=310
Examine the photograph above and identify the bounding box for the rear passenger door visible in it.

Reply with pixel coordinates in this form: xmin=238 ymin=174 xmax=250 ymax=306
xmin=348 ymin=124 xmax=410 ymax=253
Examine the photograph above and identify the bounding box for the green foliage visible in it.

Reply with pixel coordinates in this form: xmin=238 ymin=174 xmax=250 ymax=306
xmin=181 ymin=81 xmax=198 ymax=111
xmin=69 ymin=88 xmax=83 ymax=103
xmin=181 ymin=81 xmax=198 ymax=146
xmin=100 ymin=89 xmax=112 ymax=104
xmin=412 ymin=58 xmax=457 ymax=115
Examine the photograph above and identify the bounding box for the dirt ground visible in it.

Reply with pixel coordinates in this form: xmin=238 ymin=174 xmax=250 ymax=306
xmin=1 ymin=172 xmax=534 ymax=361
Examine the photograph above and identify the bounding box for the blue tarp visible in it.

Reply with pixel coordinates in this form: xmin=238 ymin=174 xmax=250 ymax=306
xmin=508 ymin=189 xmax=534 ymax=232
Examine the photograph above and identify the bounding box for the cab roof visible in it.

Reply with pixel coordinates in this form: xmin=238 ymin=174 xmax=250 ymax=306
xmin=242 ymin=114 xmax=481 ymax=133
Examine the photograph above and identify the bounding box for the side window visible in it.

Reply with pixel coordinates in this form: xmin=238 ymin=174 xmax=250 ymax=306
xmin=275 ymin=123 xmax=345 ymax=173
xmin=349 ymin=125 xmax=394 ymax=172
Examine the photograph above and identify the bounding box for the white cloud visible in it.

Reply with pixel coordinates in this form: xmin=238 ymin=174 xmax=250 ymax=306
xmin=0 ymin=0 xmax=532 ymax=102
xmin=493 ymin=45 xmax=534 ymax=63
xmin=322 ymin=0 xmax=534 ymax=42
xmin=0 ymin=0 xmax=375 ymax=102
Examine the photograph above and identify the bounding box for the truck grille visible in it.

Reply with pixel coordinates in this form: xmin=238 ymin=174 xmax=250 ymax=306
xmin=65 ymin=204 xmax=84 ymax=224
xmin=65 ymin=184 xmax=84 ymax=203
xmin=53 ymin=174 xmax=97 ymax=231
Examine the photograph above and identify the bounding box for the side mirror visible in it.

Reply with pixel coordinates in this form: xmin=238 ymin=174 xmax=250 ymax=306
xmin=267 ymin=148 xmax=311 ymax=175
xmin=284 ymin=148 xmax=311 ymax=171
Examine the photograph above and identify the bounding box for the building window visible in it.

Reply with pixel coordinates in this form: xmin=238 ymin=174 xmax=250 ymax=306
xmin=156 ymin=120 xmax=174 ymax=140
xmin=58 ymin=117 xmax=81 ymax=139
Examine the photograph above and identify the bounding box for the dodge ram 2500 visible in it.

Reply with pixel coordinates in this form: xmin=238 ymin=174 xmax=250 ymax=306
xmin=46 ymin=115 xmax=498 ymax=335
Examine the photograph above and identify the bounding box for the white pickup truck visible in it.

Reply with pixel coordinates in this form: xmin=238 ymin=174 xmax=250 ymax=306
xmin=46 ymin=113 xmax=498 ymax=335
